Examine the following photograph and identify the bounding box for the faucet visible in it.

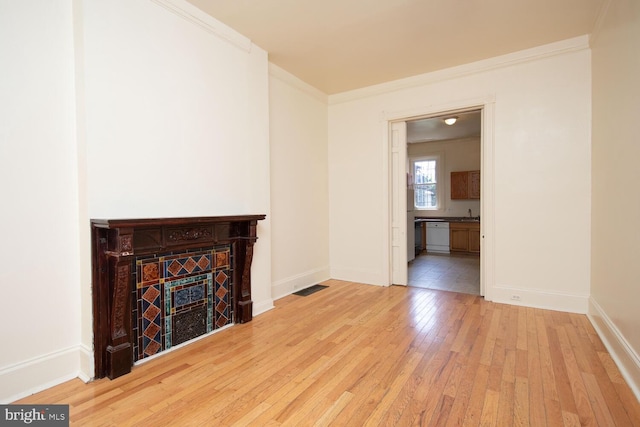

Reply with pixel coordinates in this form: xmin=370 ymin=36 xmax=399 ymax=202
xmin=468 ymin=208 xmax=472 ymax=218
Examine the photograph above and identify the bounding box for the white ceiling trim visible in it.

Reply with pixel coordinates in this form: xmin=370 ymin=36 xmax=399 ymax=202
xmin=150 ymin=0 xmax=252 ymax=52
xmin=329 ymin=35 xmax=590 ymax=105
xmin=269 ymin=63 xmax=328 ymax=104
xmin=589 ymin=0 xmax=613 ymax=45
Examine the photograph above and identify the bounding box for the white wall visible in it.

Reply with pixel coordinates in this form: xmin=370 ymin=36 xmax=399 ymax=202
xmin=0 ymin=0 xmax=272 ymax=402
xmin=328 ymin=37 xmax=592 ymax=313
xmin=269 ymin=65 xmax=330 ymax=299
xmin=408 ymin=137 xmax=481 ymax=218
xmin=0 ymin=0 xmax=82 ymax=403
xmin=589 ymin=0 xmax=640 ymax=399
xmin=83 ymin=0 xmax=268 ymax=218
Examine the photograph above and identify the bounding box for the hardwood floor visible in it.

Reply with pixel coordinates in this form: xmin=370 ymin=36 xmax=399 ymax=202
xmin=16 ymin=280 xmax=640 ymax=426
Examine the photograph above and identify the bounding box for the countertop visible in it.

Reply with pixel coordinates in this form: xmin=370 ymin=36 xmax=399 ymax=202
xmin=415 ymin=217 xmax=480 ymax=223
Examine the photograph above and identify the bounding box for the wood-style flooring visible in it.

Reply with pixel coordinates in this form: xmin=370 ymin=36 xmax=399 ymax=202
xmin=16 ymin=280 xmax=640 ymax=426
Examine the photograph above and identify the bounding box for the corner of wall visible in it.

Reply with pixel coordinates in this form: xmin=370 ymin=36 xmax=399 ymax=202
xmin=272 ymin=266 xmax=331 ymax=300
xmin=268 ymin=62 xmax=328 ymax=104
xmin=588 ymin=0 xmax=613 ymax=45
xmin=252 ymin=299 xmax=275 ymax=317
xmin=0 ymin=346 xmax=86 ymax=404
xmin=588 ymin=297 xmax=640 ymax=402
xmin=77 ymin=344 xmax=94 ymax=383
xmin=328 ymin=267 xmax=386 ymax=287
xmin=150 ymin=0 xmax=252 ymax=52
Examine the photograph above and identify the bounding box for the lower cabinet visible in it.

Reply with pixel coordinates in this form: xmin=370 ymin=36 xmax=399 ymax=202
xmin=449 ymin=222 xmax=480 ymax=254
xmin=450 ymin=227 xmax=470 ymax=252
xmin=468 ymin=226 xmax=481 ymax=253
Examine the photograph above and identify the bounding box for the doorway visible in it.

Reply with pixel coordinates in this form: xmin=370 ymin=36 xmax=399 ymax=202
xmin=407 ymin=110 xmax=481 ymax=295
xmin=386 ymin=98 xmax=495 ymax=301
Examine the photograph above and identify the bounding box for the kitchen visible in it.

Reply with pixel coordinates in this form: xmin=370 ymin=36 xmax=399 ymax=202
xmin=406 ymin=110 xmax=482 ymax=295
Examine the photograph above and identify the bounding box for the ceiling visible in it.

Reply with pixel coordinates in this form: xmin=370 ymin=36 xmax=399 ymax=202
xmin=407 ymin=110 xmax=481 ymax=143
xmin=185 ymin=0 xmax=605 ymax=95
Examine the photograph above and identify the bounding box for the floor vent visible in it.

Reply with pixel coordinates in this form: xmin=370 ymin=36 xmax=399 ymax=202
xmin=293 ymin=284 xmax=328 ymax=297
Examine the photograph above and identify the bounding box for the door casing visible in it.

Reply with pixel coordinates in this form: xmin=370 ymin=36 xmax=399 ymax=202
xmin=383 ymin=96 xmax=495 ymax=300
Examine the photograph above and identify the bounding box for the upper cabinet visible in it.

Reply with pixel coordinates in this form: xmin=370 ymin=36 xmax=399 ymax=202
xmin=468 ymin=170 xmax=480 ymax=199
xmin=451 ymin=170 xmax=480 ymax=200
xmin=450 ymin=171 xmax=469 ymax=199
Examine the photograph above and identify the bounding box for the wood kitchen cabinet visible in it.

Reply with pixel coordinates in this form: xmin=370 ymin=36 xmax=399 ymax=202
xmin=450 ymin=226 xmax=469 ymax=252
xmin=450 ymin=222 xmax=480 ymax=254
xmin=469 ymin=170 xmax=480 ymax=199
xmin=450 ymin=172 xmax=469 ymax=200
xmin=468 ymin=225 xmax=480 ymax=253
xmin=451 ymin=170 xmax=480 ymax=199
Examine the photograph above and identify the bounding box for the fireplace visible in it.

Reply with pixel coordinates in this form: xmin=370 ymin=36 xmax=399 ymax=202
xmin=90 ymin=215 xmax=265 ymax=379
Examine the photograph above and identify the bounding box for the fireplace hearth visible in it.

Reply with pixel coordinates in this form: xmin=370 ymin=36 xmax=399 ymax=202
xmin=91 ymin=215 xmax=265 ymax=379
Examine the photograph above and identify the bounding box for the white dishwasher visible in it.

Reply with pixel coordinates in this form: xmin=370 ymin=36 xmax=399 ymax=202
xmin=426 ymin=221 xmax=450 ymax=254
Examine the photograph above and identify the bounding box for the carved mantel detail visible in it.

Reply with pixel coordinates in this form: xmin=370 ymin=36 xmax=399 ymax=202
xmin=167 ymin=227 xmax=213 ymax=242
xmin=91 ymin=215 xmax=265 ymax=380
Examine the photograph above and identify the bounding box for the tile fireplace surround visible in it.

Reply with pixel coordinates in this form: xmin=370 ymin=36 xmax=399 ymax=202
xmin=90 ymin=215 xmax=265 ymax=380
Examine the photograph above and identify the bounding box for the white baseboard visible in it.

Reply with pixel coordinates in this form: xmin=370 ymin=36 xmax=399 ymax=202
xmin=252 ymin=298 xmax=275 ymax=316
xmin=588 ymin=298 xmax=640 ymax=401
xmin=272 ymin=266 xmax=331 ymax=300
xmin=0 ymin=345 xmax=86 ymax=404
xmin=328 ymin=267 xmax=384 ymax=287
xmin=491 ymin=285 xmax=588 ymax=313
xmin=78 ymin=344 xmax=94 ymax=383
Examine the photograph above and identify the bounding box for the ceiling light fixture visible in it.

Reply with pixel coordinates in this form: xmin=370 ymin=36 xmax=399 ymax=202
xmin=444 ymin=117 xmax=458 ymax=125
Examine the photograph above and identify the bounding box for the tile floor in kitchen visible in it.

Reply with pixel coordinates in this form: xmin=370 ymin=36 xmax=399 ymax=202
xmin=408 ymin=252 xmax=480 ymax=295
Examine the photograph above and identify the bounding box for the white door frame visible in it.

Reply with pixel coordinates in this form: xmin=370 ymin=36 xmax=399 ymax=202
xmin=390 ymin=121 xmax=408 ymax=285
xmin=382 ymin=96 xmax=495 ymax=301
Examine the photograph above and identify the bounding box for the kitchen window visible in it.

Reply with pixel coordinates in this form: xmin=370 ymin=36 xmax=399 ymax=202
xmin=412 ymin=156 xmax=441 ymax=210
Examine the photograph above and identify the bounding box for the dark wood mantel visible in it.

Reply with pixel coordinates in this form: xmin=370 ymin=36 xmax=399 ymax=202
xmin=91 ymin=215 xmax=266 ymax=380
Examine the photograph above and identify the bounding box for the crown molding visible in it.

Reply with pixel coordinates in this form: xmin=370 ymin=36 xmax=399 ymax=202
xmin=329 ymin=35 xmax=590 ymax=105
xmin=269 ymin=63 xmax=328 ymax=104
xmin=150 ymin=0 xmax=252 ymax=53
xmin=589 ymin=0 xmax=613 ymax=45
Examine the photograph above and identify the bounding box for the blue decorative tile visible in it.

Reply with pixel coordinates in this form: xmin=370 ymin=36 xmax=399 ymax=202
xmin=134 ymin=246 xmax=231 ymax=360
